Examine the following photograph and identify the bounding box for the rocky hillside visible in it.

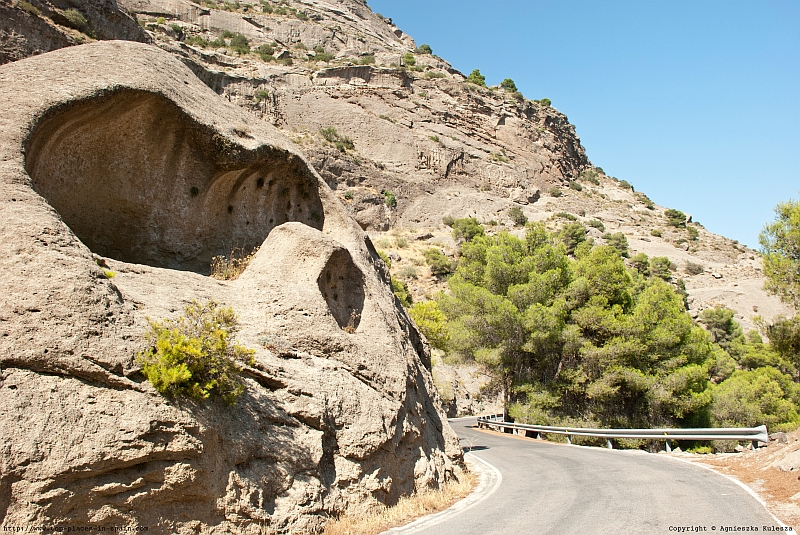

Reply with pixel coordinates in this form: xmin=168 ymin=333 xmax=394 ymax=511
xmin=0 ymin=39 xmax=461 ymax=534
xmin=78 ymin=0 xmax=787 ymax=333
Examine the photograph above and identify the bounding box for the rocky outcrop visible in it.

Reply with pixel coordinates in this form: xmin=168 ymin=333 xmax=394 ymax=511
xmin=0 ymin=0 xmax=149 ymax=64
xmin=0 ymin=41 xmax=460 ymax=534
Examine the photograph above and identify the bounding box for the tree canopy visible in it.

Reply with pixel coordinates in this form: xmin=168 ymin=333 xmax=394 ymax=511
xmin=760 ymin=197 xmax=800 ymax=309
xmin=409 ymin=220 xmax=800 ymax=441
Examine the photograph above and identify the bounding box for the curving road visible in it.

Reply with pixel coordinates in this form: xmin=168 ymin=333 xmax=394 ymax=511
xmin=406 ymin=417 xmax=790 ymax=535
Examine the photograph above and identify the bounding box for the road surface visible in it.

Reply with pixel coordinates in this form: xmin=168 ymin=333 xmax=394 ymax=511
xmin=410 ymin=417 xmax=789 ymax=535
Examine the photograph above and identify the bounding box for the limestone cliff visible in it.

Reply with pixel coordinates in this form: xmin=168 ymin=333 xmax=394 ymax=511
xmin=0 ymin=41 xmax=460 ymax=534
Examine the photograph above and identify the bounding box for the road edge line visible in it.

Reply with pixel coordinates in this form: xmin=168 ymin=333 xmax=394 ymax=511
xmin=666 ymin=454 xmax=796 ymax=533
xmin=380 ymin=452 xmax=503 ymax=534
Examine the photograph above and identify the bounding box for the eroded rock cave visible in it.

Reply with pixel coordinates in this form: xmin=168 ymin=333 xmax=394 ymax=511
xmin=25 ymin=88 xmax=325 ymax=274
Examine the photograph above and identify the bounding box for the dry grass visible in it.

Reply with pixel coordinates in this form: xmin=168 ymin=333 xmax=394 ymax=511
xmin=323 ymin=470 xmax=476 ymax=535
xmin=210 ymin=246 xmax=258 ymax=280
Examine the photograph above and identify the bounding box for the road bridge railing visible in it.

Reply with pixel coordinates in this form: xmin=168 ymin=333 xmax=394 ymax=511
xmin=476 ymin=416 xmax=768 ymax=451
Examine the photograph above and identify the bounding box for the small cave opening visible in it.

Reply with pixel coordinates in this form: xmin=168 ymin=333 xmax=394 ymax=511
xmin=24 ymin=89 xmax=325 ymax=274
xmin=317 ymin=249 xmax=365 ymax=332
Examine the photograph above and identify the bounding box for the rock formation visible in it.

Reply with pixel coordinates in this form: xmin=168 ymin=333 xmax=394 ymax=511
xmin=0 ymin=41 xmax=461 ymax=533
xmin=0 ymin=0 xmax=149 ymax=64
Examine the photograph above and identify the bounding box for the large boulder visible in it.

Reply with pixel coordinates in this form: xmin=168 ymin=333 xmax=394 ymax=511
xmin=0 ymin=41 xmax=461 ymax=534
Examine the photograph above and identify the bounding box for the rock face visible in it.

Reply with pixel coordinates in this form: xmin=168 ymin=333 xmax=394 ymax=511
xmin=0 ymin=0 xmax=149 ymax=64
xmin=0 ymin=41 xmax=460 ymax=534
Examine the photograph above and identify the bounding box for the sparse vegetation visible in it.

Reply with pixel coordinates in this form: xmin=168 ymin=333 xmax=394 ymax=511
xmin=586 ymin=219 xmax=605 ymax=232
xmin=665 ymin=208 xmax=687 ymax=228
xmin=568 ymin=181 xmax=583 ymax=192
xmin=618 ymin=179 xmax=633 ymax=191
xmin=382 ymin=190 xmax=397 ymax=208
xmin=548 ymin=187 xmax=563 ymax=198
xmin=359 ymin=54 xmax=375 ymax=65
xmin=687 ymin=226 xmax=700 ymax=241
xmin=650 ymin=228 xmax=663 ymax=237
xmin=391 ymin=277 xmax=412 ymax=307
xmin=323 ymin=471 xmax=475 ymax=535
xmin=425 ymin=71 xmax=446 ymax=79
xmin=451 ymin=217 xmax=485 ymax=242
xmin=136 ymin=300 xmax=255 ymax=405
xmin=19 ymin=1 xmax=40 ymax=16
xmin=489 ymin=152 xmax=509 ymax=163
xmin=602 ymin=232 xmax=629 ymax=257
xmin=500 ymin=78 xmax=518 ymax=92
xmin=685 ymin=261 xmax=704 ymax=275
xmin=63 ymin=9 xmax=91 ymax=34
xmin=650 ymin=256 xmax=675 ymax=280
xmin=466 ymin=69 xmax=486 ymax=87
xmin=415 ymin=44 xmax=433 ymax=55
xmin=402 ymin=52 xmax=416 ymax=66
xmin=442 ymin=215 xmax=455 ymax=227
xmin=320 ymin=126 xmax=355 ymax=153
xmin=424 ymin=248 xmax=452 ymax=276
xmin=509 ymin=206 xmax=527 ymax=227
xmin=210 ymin=246 xmax=259 ymax=280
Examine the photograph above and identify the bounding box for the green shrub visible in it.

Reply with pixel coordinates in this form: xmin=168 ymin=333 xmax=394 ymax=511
xmin=391 ymin=277 xmax=412 ymax=307
xmin=170 ymin=23 xmax=183 ymax=34
xmin=549 ymin=187 xmax=563 ymax=198
xmin=394 ymin=236 xmax=409 ymax=248
xmin=359 ymin=54 xmax=375 ymax=65
xmin=442 ymin=214 xmax=455 ymax=227
xmin=425 ymin=71 xmax=446 ymax=79
xmin=539 ymin=98 xmax=551 ymax=107
xmin=650 ymin=228 xmax=663 ymax=237
xmin=424 ymin=248 xmax=453 ymax=276
xmin=258 ymin=43 xmax=275 ymax=56
xmin=429 ymin=135 xmax=440 ymax=143
xmin=185 ymin=35 xmax=210 ymax=47
xmin=320 ymin=126 xmax=354 ymax=152
xmin=379 ymin=190 xmax=396 ymax=207
xmin=685 ymin=261 xmax=704 ymax=275
xmin=228 ymin=33 xmax=250 ymax=54
xmin=466 ymin=69 xmax=486 ymax=87
xmin=254 ymin=89 xmax=269 ymax=102
xmin=64 ymin=9 xmax=90 ymax=32
xmin=137 ymin=300 xmax=255 ymax=405
xmin=19 ymin=1 xmax=40 ymax=16
xmin=260 ymin=0 xmax=272 ymax=12
xmin=311 ymin=46 xmax=334 ymax=62
xmin=665 ymin=208 xmax=687 ymax=228
xmin=603 ymin=232 xmax=629 ymax=257
xmin=711 ymin=367 xmax=800 ymax=433
xmin=452 ymin=217 xmax=485 ymax=241
xmin=687 ymin=226 xmax=699 ymax=240
xmin=558 ymin=222 xmax=587 ymax=255
xmin=221 ymin=30 xmax=234 ymax=38
xmin=402 ymin=52 xmax=416 ymax=66
xmin=377 ymin=250 xmax=391 ymax=268
xmin=489 ymin=152 xmax=509 ymax=163
xmin=509 ymin=206 xmax=528 ymax=227
xmin=554 ymin=212 xmax=578 ymax=221
xmin=409 ymin=301 xmax=450 ymax=350
xmin=344 ymin=190 xmax=353 ymax=200
xmin=415 ymin=44 xmax=433 ymax=54
xmin=587 ymin=219 xmax=605 ymax=232
xmin=398 ymin=265 xmax=418 ymax=279
xmin=618 ymin=180 xmax=633 ymax=191
xmin=630 ymin=253 xmax=650 ymax=276
xmin=579 ymin=169 xmax=600 ymax=185
xmin=568 ymin=181 xmax=583 ymax=192
xmin=650 ymin=256 xmax=674 ymax=280
xmin=500 ymin=78 xmax=517 ymax=92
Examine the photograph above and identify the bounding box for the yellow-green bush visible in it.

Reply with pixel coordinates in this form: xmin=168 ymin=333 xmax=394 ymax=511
xmin=137 ymin=300 xmax=255 ymax=404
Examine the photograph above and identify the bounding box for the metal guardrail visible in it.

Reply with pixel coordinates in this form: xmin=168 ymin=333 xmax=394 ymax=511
xmin=476 ymin=414 xmax=769 ymax=451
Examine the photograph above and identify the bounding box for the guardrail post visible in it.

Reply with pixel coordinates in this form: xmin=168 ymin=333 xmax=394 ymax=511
xmin=606 ymin=439 xmax=613 ymax=449
xmin=566 ymin=435 xmax=571 ymax=445
xmin=536 ymin=432 xmax=542 ymax=440
xmin=665 ymin=441 xmax=671 ymax=453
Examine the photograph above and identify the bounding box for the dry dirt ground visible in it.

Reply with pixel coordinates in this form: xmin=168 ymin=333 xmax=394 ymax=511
xmin=685 ymin=430 xmax=800 ymax=528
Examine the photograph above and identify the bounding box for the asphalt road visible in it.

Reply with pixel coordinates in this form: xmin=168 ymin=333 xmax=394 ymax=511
xmin=412 ymin=417 xmax=787 ymax=535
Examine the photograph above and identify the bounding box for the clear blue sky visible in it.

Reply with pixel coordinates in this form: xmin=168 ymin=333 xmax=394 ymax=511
xmin=368 ymin=0 xmax=800 ymax=249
